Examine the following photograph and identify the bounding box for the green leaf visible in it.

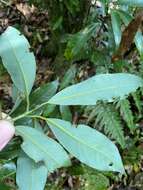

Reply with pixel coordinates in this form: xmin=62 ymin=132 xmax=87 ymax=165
xmin=134 ymin=31 xmax=143 ymax=59
xmin=43 ymin=104 xmax=56 ymax=117
xmin=60 ymin=65 xmax=76 ymax=90
xmin=12 ymin=80 xmax=58 ymax=116
xmin=117 ymin=10 xmax=143 ymax=58
xmin=47 ymin=118 xmax=125 ymax=173
xmin=0 ymin=26 xmax=36 ymax=97
xmin=0 ymin=162 xmax=16 ymax=180
xmin=60 ymin=105 xmax=72 ymax=121
xmin=64 ymin=23 xmax=100 ymax=60
xmin=111 ymin=10 xmax=122 ymax=48
xmin=16 ymin=152 xmax=48 ymax=190
xmin=10 ymin=85 xmax=23 ymax=114
xmin=0 ymin=183 xmax=11 ymax=190
xmin=15 ymin=126 xmax=71 ymax=172
xmin=48 ymin=73 xmax=143 ymax=105
xmin=118 ymin=0 xmax=143 ymax=7
xmin=83 ymin=167 xmax=110 ymax=190
xmin=29 ymin=80 xmax=59 ymax=109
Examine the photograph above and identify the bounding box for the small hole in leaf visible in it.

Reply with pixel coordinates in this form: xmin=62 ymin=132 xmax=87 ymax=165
xmin=109 ymin=162 xmax=113 ymax=167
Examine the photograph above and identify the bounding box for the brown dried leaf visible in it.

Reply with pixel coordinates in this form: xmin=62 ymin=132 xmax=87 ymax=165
xmin=112 ymin=11 xmax=143 ymax=62
xmin=16 ymin=3 xmax=35 ymax=19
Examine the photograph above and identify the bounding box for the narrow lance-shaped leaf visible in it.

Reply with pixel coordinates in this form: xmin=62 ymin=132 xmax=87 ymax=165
xmin=15 ymin=126 xmax=71 ymax=172
xmin=48 ymin=73 xmax=143 ymax=105
xmin=47 ymin=118 xmax=125 ymax=173
xmin=16 ymin=152 xmax=48 ymax=190
xmin=0 ymin=26 xmax=36 ymax=97
xmin=111 ymin=10 xmax=122 ymax=48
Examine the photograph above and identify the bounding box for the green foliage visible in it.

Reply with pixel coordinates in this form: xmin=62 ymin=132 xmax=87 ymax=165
xmin=16 ymin=152 xmax=48 ymax=190
xmin=82 ymin=166 xmax=110 ymax=190
xmin=64 ymin=23 xmax=100 ymax=60
xmin=1 ymin=0 xmax=143 ymax=189
xmin=118 ymin=0 xmax=143 ymax=6
xmin=0 ymin=27 xmax=36 ymax=99
xmin=12 ymin=80 xmax=59 ymax=117
xmin=91 ymin=102 xmax=125 ymax=148
xmin=116 ymin=99 xmax=135 ymax=131
xmin=0 ymin=183 xmax=11 ymax=190
xmin=47 ymin=118 xmax=125 ymax=173
xmin=15 ymin=126 xmax=71 ymax=172
xmin=132 ymin=91 xmax=142 ymax=113
xmin=48 ymin=73 xmax=143 ymax=105
xmin=111 ymin=10 xmax=122 ymax=48
xmin=0 ymin=25 xmax=142 ymax=189
xmin=0 ymin=162 xmax=16 ymax=180
xmin=59 ymin=105 xmax=72 ymax=121
xmin=60 ymin=64 xmax=76 ymax=90
xmin=115 ymin=10 xmax=143 ymax=57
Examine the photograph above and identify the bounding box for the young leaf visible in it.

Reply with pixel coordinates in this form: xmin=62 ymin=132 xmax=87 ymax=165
xmin=48 ymin=73 xmax=143 ymax=105
xmin=0 ymin=26 xmax=36 ymax=97
xmin=47 ymin=118 xmax=125 ymax=173
xmin=16 ymin=152 xmax=48 ymax=190
xmin=15 ymin=126 xmax=71 ymax=172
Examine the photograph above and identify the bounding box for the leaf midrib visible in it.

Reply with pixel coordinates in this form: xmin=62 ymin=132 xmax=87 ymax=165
xmin=47 ymin=119 xmax=116 ymax=165
xmin=4 ymin=31 xmax=28 ymax=96
xmin=16 ymin=128 xmax=61 ymax=169
xmin=49 ymin=83 xmax=140 ymax=103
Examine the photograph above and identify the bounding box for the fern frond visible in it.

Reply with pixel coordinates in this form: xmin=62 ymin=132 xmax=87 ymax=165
xmin=85 ymin=106 xmax=97 ymax=123
xmin=94 ymin=102 xmax=125 ymax=148
xmin=116 ymin=99 xmax=135 ymax=131
xmin=131 ymin=91 xmax=142 ymax=113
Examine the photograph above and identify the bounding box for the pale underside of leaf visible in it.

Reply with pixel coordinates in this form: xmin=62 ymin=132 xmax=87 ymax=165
xmin=0 ymin=26 xmax=36 ymax=97
xmin=48 ymin=73 xmax=143 ymax=105
xmin=16 ymin=152 xmax=48 ymax=190
xmin=47 ymin=118 xmax=125 ymax=173
xmin=16 ymin=126 xmax=71 ymax=173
